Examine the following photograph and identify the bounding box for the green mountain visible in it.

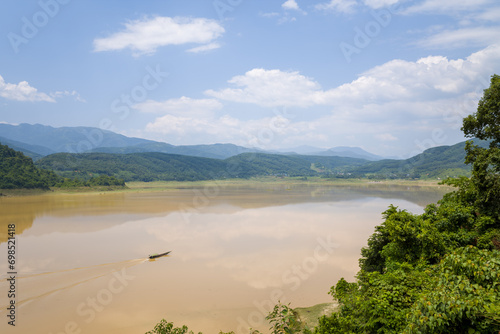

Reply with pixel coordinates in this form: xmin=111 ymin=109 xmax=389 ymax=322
xmin=349 ymin=139 xmax=491 ymax=179
xmin=0 ymin=144 xmax=59 ymax=189
xmin=35 ymin=140 xmax=486 ymax=182
xmin=35 ymin=152 xmax=367 ymax=182
xmin=36 ymin=152 xmax=230 ymax=182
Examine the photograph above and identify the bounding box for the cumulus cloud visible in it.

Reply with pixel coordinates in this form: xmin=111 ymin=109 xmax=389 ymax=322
xmin=143 ymin=45 xmax=500 ymax=155
xmin=0 ymin=75 xmax=55 ymax=102
xmin=205 ymin=68 xmax=323 ymax=107
xmin=93 ymin=16 xmax=225 ymax=55
xmin=282 ymin=0 xmax=300 ymax=11
xmin=260 ymin=0 xmax=305 ymax=24
xmin=315 ymin=0 xmax=357 ymax=13
xmin=204 ymin=45 xmax=500 ymax=110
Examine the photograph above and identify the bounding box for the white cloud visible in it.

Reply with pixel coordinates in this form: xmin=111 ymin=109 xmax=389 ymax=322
xmin=204 ymin=68 xmax=323 ymax=107
xmin=133 ymin=97 xmax=223 ymax=118
xmin=0 ymin=75 xmax=55 ymax=102
xmin=325 ymin=44 xmax=500 ymax=105
xmin=416 ymin=27 xmax=500 ymax=49
xmin=404 ymin=0 xmax=494 ymax=14
xmin=50 ymin=90 xmax=86 ymax=103
xmin=475 ymin=7 xmax=500 ymax=21
xmin=259 ymin=12 xmax=280 ymax=18
xmin=362 ymin=0 xmax=400 ymax=8
xmin=144 ymin=45 xmax=500 ymax=156
xmin=204 ymin=45 xmax=500 ymax=109
xmin=186 ymin=42 xmax=221 ymax=53
xmin=315 ymin=0 xmax=357 ymax=13
xmin=282 ymin=0 xmax=300 ymax=11
xmin=261 ymin=1 xmax=305 ymax=24
xmin=93 ymin=16 xmax=225 ymax=56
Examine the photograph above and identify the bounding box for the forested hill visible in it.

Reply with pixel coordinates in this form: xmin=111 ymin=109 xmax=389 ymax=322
xmin=0 ymin=144 xmax=59 ymax=189
xmin=34 ymin=139 xmax=484 ymax=182
xmin=35 ymin=152 xmax=366 ymax=182
xmin=350 ymin=139 xmax=491 ymax=179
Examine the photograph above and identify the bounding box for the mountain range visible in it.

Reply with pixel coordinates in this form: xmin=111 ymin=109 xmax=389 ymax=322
xmin=0 ymin=123 xmax=389 ymax=160
xmin=1 ymin=123 xmax=488 ymax=182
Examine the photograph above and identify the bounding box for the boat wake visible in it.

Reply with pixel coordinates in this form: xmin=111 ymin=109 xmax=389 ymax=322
xmin=0 ymin=258 xmax=147 ymax=312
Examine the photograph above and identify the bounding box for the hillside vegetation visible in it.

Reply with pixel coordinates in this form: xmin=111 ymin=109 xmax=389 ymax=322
xmin=0 ymin=143 xmax=59 ymax=189
xmin=351 ymin=139 xmax=491 ymax=179
xmin=0 ymin=143 xmax=125 ymax=190
xmin=36 ymin=140 xmax=482 ymax=182
xmin=35 ymin=151 xmax=372 ymax=182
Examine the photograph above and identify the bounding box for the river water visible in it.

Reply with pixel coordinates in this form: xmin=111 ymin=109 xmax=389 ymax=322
xmin=0 ymin=183 xmax=449 ymax=334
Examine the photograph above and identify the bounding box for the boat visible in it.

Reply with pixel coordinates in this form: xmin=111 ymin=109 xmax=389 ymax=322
xmin=149 ymin=251 xmax=171 ymax=259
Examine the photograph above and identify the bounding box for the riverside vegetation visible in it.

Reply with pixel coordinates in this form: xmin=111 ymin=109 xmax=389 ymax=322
xmin=144 ymin=75 xmax=500 ymax=333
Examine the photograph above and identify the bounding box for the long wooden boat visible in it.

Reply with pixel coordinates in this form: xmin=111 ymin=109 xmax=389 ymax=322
xmin=149 ymin=251 xmax=171 ymax=259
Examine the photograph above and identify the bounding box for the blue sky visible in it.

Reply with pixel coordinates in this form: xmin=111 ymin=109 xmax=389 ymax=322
xmin=0 ymin=0 xmax=499 ymax=157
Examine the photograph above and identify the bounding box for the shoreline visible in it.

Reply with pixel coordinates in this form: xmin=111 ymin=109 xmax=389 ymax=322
xmin=0 ymin=177 xmax=452 ymax=197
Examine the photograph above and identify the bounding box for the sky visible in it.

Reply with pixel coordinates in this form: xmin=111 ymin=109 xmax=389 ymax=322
xmin=0 ymin=0 xmax=499 ymax=157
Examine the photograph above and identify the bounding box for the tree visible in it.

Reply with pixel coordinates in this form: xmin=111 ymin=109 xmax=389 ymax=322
xmin=463 ymin=74 xmax=500 ymax=146
xmin=459 ymin=74 xmax=500 ymax=219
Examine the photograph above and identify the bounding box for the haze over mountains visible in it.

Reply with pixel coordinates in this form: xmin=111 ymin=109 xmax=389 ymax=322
xmin=0 ymin=123 xmax=388 ymax=160
xmin=0 ymin=123 xmax=488 ymax=181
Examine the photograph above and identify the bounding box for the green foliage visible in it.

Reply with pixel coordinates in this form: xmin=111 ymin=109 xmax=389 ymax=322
xmin=404 ymin=246 xmax=500 ymax=333
xmin=460 ymin=74 xmax=500 ymax=220
xmin=35 ymin=152 xmax=367 ymax=182
xmin=34 ymin=139 xmax=492 ymax=182
xmin=54 ymin=175 xmax=125 ymax=188
xmin=147 ymin=302 xmax=302 ymax=334
xmin=0 ymin=143 xmax=59 ymax=189
xmin=144 ymin=319 xmax=201 ymax=334
xmin=36 ymin=152 xmax=229 ymax=182
xmin=351 ymin=139 xmax=490 ymax=179
xmin=462 ymin=74 xmax=500 ymax=145
xmin=265 ymin=302 xmax=301 ymax=334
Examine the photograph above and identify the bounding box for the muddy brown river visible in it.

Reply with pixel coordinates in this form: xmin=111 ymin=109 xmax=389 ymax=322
xmin=0 ymin=183 xmax=449 ymax=334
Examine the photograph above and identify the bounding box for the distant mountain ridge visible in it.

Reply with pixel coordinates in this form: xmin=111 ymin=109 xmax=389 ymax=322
xmin=0 ymin=123 xmax=384 ymax=161
xmin=90 ymin=142 xmax=264 ymax=159
xmin=0 ymin=123 xmax=152 ymax=154
xmin=34 ymin=139 xmax=487 ymax=182
xmin=0 ymin=123 xmax=264 ymax=159
xmin=310 ymin=146 xmax=385 ymax=161
xmin=0 ymin=136 xmax=54 ymax=160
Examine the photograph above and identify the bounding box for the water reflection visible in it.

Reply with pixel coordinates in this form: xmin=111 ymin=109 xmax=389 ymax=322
xmin=0 ymin=184 xmax=448 ymax=244
xmin=0 ymin=184 xmax=449 ymax=334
